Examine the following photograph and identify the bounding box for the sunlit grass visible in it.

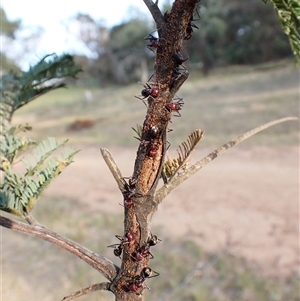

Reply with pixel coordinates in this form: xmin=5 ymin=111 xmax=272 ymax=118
xmin=13 ymin=61 xmax=299 ymax=148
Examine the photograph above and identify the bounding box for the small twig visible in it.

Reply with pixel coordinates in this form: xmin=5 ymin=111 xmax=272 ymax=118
xmin=61 ymin=282 xmax=110 ymax=301
xmin=143 ymin=0 xmax=164 ymax=29
xmin=24 ymin=213 xmax=40 ymax=226
xmin=0 ymin=215 xmax=119 ymax=281
xmin=100 ymin=148 xmax=126 ymax=192
xmin=156 ymin=116 xmax=298 ymax=202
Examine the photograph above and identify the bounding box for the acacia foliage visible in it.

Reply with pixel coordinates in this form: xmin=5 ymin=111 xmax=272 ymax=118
xmin=0 ymin=54 xmax=81 ymax=217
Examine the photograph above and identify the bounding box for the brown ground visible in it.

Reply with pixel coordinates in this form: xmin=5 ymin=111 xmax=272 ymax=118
xmin=44 ymin=144 xmax=299 ymax=277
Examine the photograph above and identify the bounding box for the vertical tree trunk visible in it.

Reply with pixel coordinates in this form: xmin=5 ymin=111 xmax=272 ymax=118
xmin=108 ymin=0 xmax=200 ymax=300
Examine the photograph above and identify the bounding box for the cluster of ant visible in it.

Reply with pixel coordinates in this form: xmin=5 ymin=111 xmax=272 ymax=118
xmin=108 ymin=230 xmax=161 ymax=294
xmin=134 ymin=24 xmax=197 ymax=144
xmin=106 ymin=177 xmax=161 ymax=294
xmin=135 ymin=80 xmax=185 ymax=119
xmin=135 ymin=41 xmax=187 ymax=158
xmin=108 ymin=5 xmax=201 ymax=295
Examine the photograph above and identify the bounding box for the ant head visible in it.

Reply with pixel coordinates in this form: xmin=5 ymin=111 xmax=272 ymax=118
xmin=142 ymin=267 xmax=152 ymax=278
xmin=113 ymin=245 xmax=122 ymax=257
xmin=141 ymin=88 xmax=150 ymax=97
xmin=148 ymin=234 xmax=161 ymax=246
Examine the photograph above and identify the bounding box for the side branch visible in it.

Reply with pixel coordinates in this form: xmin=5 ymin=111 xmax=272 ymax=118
xmin=0 ymin=215 xmax=119 ymax=281
xmin=143 ymin=0 xmax=164 ymax=28
xmin=61 ymin=282 xmax=110 ymax=301
xmin=156 ymin=116 xmax=298 ymax=202
xmin=100 ymin=148 xmax=126 ymax=192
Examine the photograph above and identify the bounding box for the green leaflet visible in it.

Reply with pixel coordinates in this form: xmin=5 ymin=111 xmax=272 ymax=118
xmin=23 ymin=137 xmax=68 ymax=176
xmin=0 ymin=144 xmax=79 ymax=217
xmin=0 ymin=53 xmax=81 ymax=218
xmin=262 ymin=0 xmax=300 ymax=63
xmin=0 ymin=125 xmax=36 ymax=167
xmin=0 ymin=53 xmax=82 ymax=123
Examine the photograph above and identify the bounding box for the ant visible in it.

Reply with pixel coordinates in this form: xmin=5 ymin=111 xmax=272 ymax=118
xmin=141 ymin=82 xmax=159 ymax=99
xmin=128 ymin=267 xmax=159 ymax=294
xmin=184 ymin=16 xmax=199 ymax=40
xmin=122 ymin=177 xmax=137 ymax=209
xmin=173 ymin=64 xmax=188 ymax=80
xmin=148 ymin=139 xmax=160 ymax=158
xmin=144 ymin=32 xmax=160 ymax=51
xmin=174 ymin=53 xmax=188 ymax=67
xmin=132 ymin=234 xmax=161 ymax=261
xmin=122 ymin=177 xmax=146 ymax=208
xmin=149 ymin=125 xmax=159 ymax=139
xmin=133 ymin=244 xmax=154 ymax=261
xmin=135 ymin=82 xmax=159 ymax=105
xmin=107 ymin=232 xmax=134 ymax=258
xmin=166 ymin=97 xmax=184 ymax=117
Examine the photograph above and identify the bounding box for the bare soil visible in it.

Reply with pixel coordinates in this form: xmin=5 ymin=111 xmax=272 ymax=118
xmin=44 ymin=144 xmax=299 ymax=277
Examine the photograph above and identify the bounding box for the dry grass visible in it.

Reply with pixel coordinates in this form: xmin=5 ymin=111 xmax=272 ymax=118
xmin=3 ymin=61 xmax=299 ymax=300
xmin=2 ymin=197 xmax=299 ymax=301
xmin=13 ymin=60 xmax=299 ymax=147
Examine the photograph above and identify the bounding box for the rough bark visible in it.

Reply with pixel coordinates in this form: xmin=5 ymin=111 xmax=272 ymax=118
xmin=108 ymin=1 xmax=200 ymax=300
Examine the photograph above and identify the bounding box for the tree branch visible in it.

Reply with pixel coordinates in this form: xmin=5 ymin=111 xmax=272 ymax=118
xmin=61 ymin=282 xmax=110 ymax=301
xmin=0 ymin=215 xmax=119 ymax=281
xmin=143 ymin=0 xmax=164 ymax=29
xmin=109 ymin=1 xmax=203 ymax=298
xmin=100 ymin=148 xmax=126 ymax=192
xmin=156 ymin=116 xmax=298 ymax=202
xmin=24 ymin=213 xmax=41 ymax=226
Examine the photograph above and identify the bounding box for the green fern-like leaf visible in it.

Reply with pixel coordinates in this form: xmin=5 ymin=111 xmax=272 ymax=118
xmin=132 ymin=124 xmax=143 ymax=141
xmin=162 ymin=129 xmax=204 ymax=183
xmin=0 ymin=53 xmax=82 ymax=123
xmin=0 ymin=126 xmax=36 ymax=167
xmin=262 ymin=0 xmax=300 ymax=63
xmin=0 ymin=145 xmax=79 ymax=217
xmin=0 ymin=53 xmax=81 ymax=218
xmin=22 ymin=137 xmax=68 ymax=176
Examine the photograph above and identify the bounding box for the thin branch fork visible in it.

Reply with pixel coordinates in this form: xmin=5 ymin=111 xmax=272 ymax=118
xmin=61 ymin=282 xmax=110 ymax=301
xmin=0 ymin=215 xmax=119 ymax=281
xmin=156 ymin=116 xmax=298 ymax=202
xmin=143 ymin=0 xmax=164 ymax=28
xmin=100 ymin=148 xmax=126 ymax=192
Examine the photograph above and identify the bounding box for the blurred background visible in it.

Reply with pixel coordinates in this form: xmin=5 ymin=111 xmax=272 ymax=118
xmin=1 ymin=0 xmax=295 ymax=82
xmin=1 ymin=0 xmax=299 ymax=300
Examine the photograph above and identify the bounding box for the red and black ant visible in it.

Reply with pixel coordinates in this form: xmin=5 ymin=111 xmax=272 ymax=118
xmin=128 ymin=267 xmax=159 ymax=294
xmin=144 ymin=32 xmax=160 ymax=51
xmin=132 ymin=234 xmax=161 ymax=261
xmin=107 ymin=232 xmax=134 ymax=258
xmin=148 ymin=139 xmax=160 ymax=158
xmin=133 ymin=244 xmax=154 ymax=261
xmin=166 ymin=97 xmax=184 ymax=117
xmin=141 ymin=82 xmax=159 ymax=99
xmin=135 ymin=82 xmax=159 ymax=105
xmin=122 ymin=177 xmax=137 ymax=209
